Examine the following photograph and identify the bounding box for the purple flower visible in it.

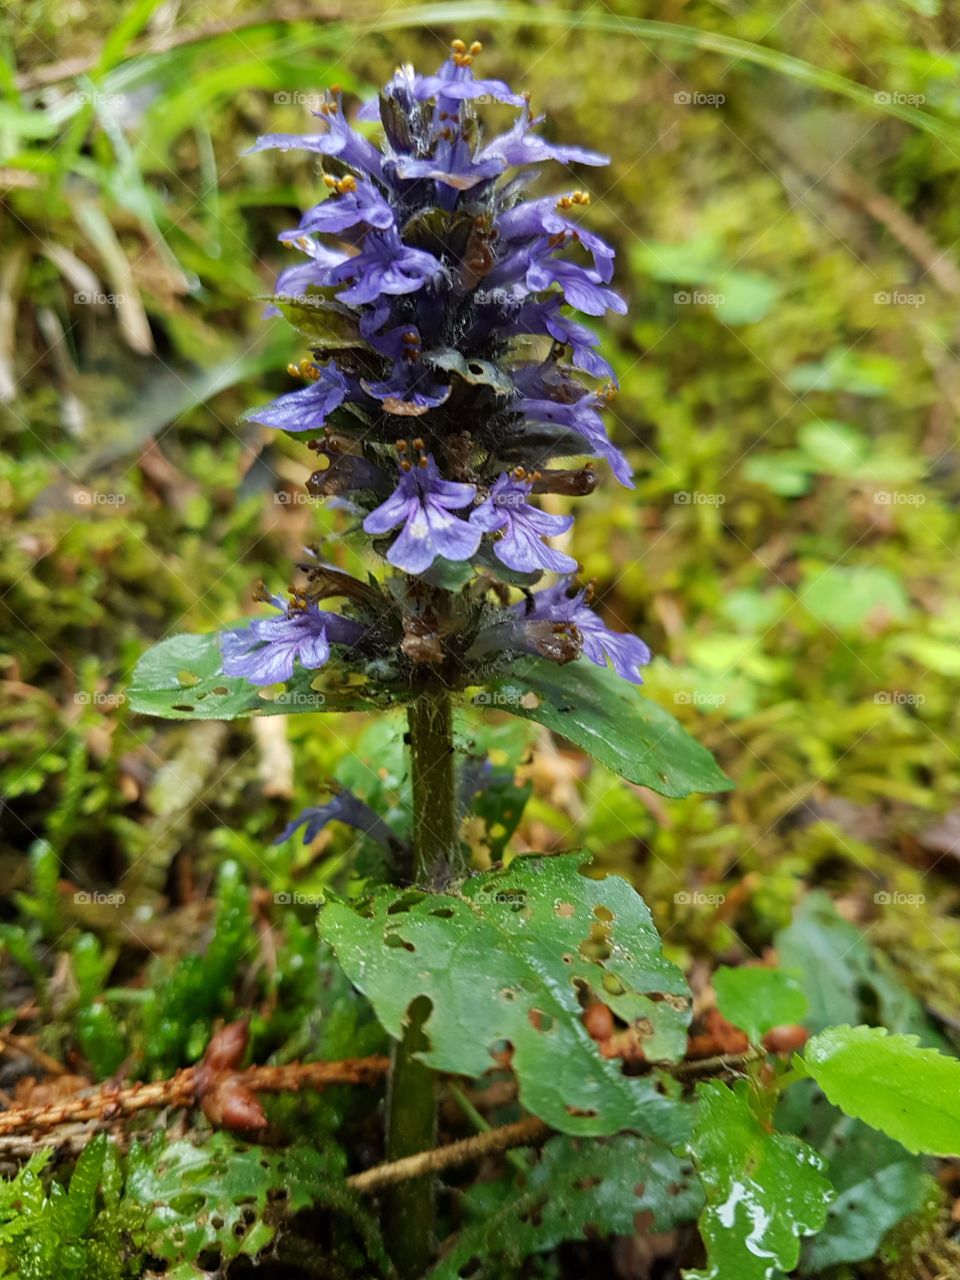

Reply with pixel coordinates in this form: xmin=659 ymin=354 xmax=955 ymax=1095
xmin=362 ymin=368 xmax=451 ymax=414
xmin=470 ymin=474 xmax=577 ymax=574
xmin=526 ymin=255 xmax=626 ymax=317
xmin=392 ymin=147 xmax=503 ymax=193
xmin=325 ymin=230 xmax=444 ymax=305
xmin=240 ymin=46 xmax=643 ymax=691
xmin=249 ymin=92 xmax=384 ymax=180
xmin=358 ymin=317 xmax=452 ymax=414
xmin=480 ymin=102 xmax=609 ymax=169
xmin=277 ymin=788 xmax=398 ymax=849
xmin=409 ymin=55 xmax=526 ymax=109
xmin=509 ymin=300 xmax=614 ymax=380
xmin=245 ymin=362 xmax=348 ymax=433
xmin=498 ymin=195 xmax=615 ymax=281
xmin=363 ymin=455 xmax=479 ymax=573
xmin=523 ymin=580 xmax=651 ymax=683
xmin=517 ymin=387 xmax=634 ymax=488
xmin=221 ymin=598 xmax=364 ymax=685
xmin=289 ymin=177 xmax=394 ymax=236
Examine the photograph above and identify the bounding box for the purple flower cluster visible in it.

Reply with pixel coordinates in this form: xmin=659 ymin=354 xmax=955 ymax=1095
xmin=226 ymin=42 xmax=650 ymax=689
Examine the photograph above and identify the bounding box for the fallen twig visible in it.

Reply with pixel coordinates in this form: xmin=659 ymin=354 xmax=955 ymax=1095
xmin=0 ymin=1055 xmax=390 ymax=1136
xmin=347 ymin=1115 xmax=551 ymax=1193
xmin=671 ymin=1047 xmax=763 ymax=1078
xmin=0 ymin=1031 xmax=69 ymax=1077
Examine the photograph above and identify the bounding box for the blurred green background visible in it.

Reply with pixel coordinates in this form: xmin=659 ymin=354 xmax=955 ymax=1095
xmin=3 ymin=0 xmax=960 ymax=1007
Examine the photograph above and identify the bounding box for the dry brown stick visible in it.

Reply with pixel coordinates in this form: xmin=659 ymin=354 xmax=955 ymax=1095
xmin=0 ymin=1032 xmax=69 ymax=1077
xmin=671 ymin=1047 xmax=762 ymax=1079
xmin=0 ymin=1055 xmax=390 ymax=1136
xmin=347 ymin=1115 xmax=551 ymax=1194
xmin=756 ymin=114 xmax=960 ymax=296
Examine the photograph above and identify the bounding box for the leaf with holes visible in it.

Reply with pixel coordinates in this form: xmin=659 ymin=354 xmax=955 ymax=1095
xmin=319 ymin=853 xmax=693 ymax=1139
xmin=479 ymin=660 xmax=732 ymax=797
xmin=425 ymin=347 xmax=514 ymax=395
xmin=430 ymin=1133 xmax=703 ymax=1279
xmin=686 ymin=1081 xmax=832 ymax=1280
xmin=800 ymin=1024 xmax=960 ymax=1155
xmin=127 ymin=631 xmax=408 ymax=720
xmin=124 ymin=1132 xmax=387 ymax=1277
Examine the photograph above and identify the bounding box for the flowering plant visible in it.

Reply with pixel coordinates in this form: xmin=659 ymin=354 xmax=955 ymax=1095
xmin=129 ymin=41 xmax=733 ymax=1276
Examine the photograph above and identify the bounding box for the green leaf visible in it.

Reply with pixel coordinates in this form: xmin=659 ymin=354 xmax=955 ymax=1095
xmin=429 ymin=1133 xmax=702 ymax=1279
xmin=742 ymin=451 xmax=813 ymax=496
xmin=127 ymin=631 xmax=405 ymax=720
xmin=712 ymin=271 xmax=779 ymax=325
xmin=685 ymin=1082 xmax=832 ymax=1280
xmin=713 ymin=966 xmax=808 ymax=1043
xmin=793 ymin=1093 xmax=936 ymax=1273
xmin=797 ymin=420 xmax=868 ymax=475
xmin=775 ymin=892 xmax=938 ymax=1041
xmin=480 ymin=659 xmax=731 ymax=797
xmin=801 ymin=1025 xmax=960 ymax=1156
xmin=266 ymin=291 xmax=367 ymax=351
xmin=319 ymin=853 xmax=694 ymax=1139
xmin=799 ymin=565 xmax=909 ymax=631
xmin=787 ymin=348 xmax=898 ymax=396
xmin=125 ymin=1132 xmax=387 ymax=1276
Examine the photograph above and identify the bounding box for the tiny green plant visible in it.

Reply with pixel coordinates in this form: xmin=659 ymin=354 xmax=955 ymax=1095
xmin=122 ymin=39 xmax=960 ymax=1280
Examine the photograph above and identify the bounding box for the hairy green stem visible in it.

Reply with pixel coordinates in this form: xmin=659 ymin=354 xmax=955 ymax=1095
xmin=384 ymin=690 xmax=457 ymax=1277
xmin=407 ymin=690 xmax=458 ymax=881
